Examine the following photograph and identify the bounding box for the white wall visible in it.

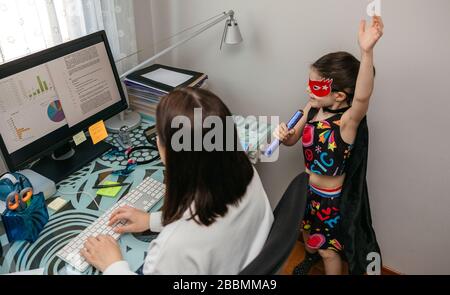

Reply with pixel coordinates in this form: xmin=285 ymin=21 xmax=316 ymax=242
xmin=136 ymin=0 xmax=450 ymax=274
xmin=134 ymin=0 xmax=156 ymax=63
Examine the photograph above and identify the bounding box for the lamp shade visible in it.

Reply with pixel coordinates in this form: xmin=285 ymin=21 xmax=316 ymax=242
xmin=224 ymin=19 xmax=243 ymax=45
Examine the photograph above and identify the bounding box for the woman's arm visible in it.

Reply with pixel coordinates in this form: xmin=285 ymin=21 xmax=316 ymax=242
xmin=82 ymin=209 xmax=164 ymax=274
xmin=345 ymin=16 xmax=384 ymax=125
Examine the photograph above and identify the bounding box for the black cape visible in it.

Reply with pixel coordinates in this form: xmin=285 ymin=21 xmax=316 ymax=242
xmin=340 ymin=115 xmax=381 ymax=274
xmin=308 ymin=108 xmax=381 ymax=274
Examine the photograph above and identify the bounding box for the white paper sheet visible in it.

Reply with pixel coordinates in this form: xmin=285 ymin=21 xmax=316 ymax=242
xmin=142 ymin=68 xmax=193 ymax=87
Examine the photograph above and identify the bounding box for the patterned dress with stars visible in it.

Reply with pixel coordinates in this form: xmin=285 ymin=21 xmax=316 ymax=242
xmin=300 ymin=107 xmax=353 ymax=252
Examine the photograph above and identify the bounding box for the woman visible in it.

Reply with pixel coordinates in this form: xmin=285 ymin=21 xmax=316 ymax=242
xmin=81 ymin=88 xmax=274 ymax=275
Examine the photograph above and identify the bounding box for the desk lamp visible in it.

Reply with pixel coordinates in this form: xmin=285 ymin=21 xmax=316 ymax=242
xmin=106 ymin=10 xmax=243 ymax=132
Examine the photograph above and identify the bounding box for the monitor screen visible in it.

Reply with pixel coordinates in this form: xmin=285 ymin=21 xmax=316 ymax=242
xmin=0 ymin=31 xmax=127 ymax=171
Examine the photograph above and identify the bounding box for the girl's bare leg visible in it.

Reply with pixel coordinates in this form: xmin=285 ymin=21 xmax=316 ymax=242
xmin=318 ymin=249 xmax=342 ymax=275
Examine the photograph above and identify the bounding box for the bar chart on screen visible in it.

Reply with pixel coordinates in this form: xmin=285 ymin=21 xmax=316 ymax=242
xmin=17 ymin=65 xmax=56 ymax=103
xmin=5 ymin=117 xmax=32 ymax=141
xmin=0 ymin=64 xmax=68 ymax=153
xmin=0 ymin=64 xmax=57 ymax=108
xmin=22 ymin=75 xmax=54 ymax=101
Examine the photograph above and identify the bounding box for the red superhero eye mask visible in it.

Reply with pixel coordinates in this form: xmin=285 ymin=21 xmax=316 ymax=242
xmin=309 ymin=79 xmax=333 ymax=97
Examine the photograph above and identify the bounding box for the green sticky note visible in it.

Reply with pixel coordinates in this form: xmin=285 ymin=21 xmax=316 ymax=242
xmin=97 ymin=181 xmax=123 ymax=197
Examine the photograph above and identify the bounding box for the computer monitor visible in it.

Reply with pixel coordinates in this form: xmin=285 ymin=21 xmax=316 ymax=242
xmin=0 ymin=31 xmax=128 ymax=183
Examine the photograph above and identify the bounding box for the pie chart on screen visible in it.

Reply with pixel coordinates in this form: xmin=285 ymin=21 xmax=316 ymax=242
xmin=47 ymin=100 xmax=66 ymax=123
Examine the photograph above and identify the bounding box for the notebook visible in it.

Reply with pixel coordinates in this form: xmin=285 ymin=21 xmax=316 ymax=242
xmin=125 ymin=64 xmax=206 ymax=93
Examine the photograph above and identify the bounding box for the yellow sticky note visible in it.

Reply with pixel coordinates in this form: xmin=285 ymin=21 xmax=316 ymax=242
xmin=88 ymin=120 xmax=108 ymax=145
xmin=97 ymin=181 xmax=122 ymax=198
xmin=73 ymin=131 xmax=87 ymax=146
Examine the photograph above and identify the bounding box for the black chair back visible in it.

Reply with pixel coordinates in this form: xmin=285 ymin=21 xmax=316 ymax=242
xmin=239 ymin=172 xmax=309 ymax=275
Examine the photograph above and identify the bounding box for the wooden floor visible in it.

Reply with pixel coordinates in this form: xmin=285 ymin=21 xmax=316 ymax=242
xmin=280 ymin=241 xmax=349 ymax=275
xmin=281 ymin=241 xmax=399 ymax=275
xmin=281 ymin=241 xmax=325 ymax=275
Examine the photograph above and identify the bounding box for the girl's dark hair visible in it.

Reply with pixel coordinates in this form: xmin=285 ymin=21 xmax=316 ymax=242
xmin=156 ymin=87 xmax=254 ymax=227
xmin=312 ymin=51 xmax=375 ymax=104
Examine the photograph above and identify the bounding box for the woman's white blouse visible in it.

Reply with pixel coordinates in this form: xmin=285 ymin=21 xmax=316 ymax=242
xmin=103 ymin=168 xmax=274 ymax=275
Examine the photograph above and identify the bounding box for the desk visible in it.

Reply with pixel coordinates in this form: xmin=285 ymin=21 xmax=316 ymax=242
xmin=0 ymin=115 xmax=271 ymax=275
xmin=0 ymin=118 xmax=163 ymax=275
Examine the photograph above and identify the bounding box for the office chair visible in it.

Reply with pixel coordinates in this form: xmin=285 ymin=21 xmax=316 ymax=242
xmin=239 ymin=172 xmax=309 ymax=275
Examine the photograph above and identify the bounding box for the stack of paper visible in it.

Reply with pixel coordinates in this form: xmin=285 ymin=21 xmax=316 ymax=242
xmin=125 ymin=64 xmax=208 ymax=117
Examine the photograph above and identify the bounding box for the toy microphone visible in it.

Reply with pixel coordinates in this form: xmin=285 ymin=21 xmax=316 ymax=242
xmin=264 ymin=110 xmax=304 ymax=157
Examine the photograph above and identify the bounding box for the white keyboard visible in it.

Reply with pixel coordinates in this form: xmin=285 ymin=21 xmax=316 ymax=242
xmin=56 ymin=177 xmax=165 ymax=273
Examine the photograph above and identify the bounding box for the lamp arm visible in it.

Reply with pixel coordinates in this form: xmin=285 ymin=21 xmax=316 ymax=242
xmin=120 ymin=10 xmax=235 ymax=79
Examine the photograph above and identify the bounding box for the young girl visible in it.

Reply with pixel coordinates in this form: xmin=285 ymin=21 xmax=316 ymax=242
xmin=274 ymin=16 xmax=384 ymax=275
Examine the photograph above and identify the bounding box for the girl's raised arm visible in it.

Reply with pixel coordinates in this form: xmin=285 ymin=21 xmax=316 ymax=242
xmin=346 ymin=16 xmax=384 ymax=124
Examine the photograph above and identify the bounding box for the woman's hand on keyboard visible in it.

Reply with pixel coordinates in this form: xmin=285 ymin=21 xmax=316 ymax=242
xmin=109 ymin=206 xmax=150 ymax=234
xmin=81 ymin=235 xmax=122 ymax=272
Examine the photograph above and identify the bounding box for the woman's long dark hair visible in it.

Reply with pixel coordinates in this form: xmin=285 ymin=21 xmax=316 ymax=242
xmin=156 ymin=87 xmax=254 ymax=227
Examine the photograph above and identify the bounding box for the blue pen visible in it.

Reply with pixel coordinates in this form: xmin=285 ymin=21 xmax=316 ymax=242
xmin=265 ymin=110 xmax=304 ymax=157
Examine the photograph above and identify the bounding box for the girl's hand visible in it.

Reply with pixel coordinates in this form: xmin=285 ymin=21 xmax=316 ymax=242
xmin=273 ymin=123 xmax=295 ymax=143
xmin=81 ymin=235 xmax=123 ymax=272
xmin=109 ymin=206 xmax=150 ymax=234
xmin=359 ymin=16 xmax=384 ymax=52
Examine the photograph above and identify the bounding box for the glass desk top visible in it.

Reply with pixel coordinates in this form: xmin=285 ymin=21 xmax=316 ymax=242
xmin=0 ymin=119 xmax=163 ymax=275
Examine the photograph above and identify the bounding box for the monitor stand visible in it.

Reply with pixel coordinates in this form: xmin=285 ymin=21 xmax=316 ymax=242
xmin=31 ymin=140 xmax=113 ymax=184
